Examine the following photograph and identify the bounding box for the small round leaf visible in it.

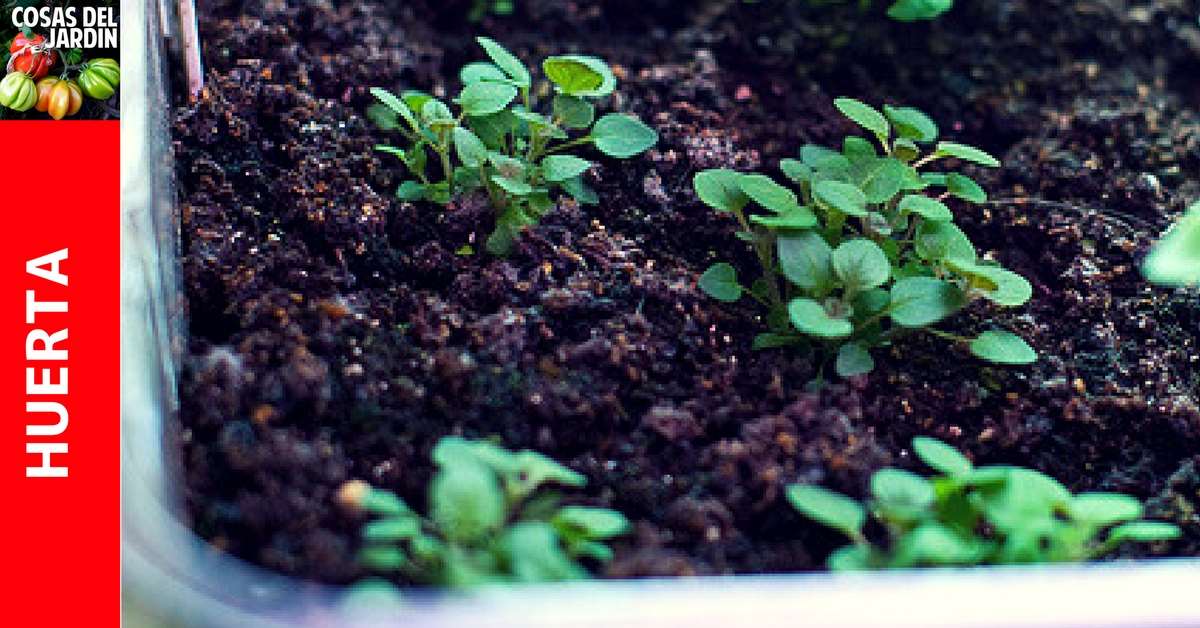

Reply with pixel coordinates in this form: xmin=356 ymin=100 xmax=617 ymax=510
xmin=888 ymin=277 xmax=966 ymax=327
xmin=969 ymin=330 xmax=1036 ymax=365
xmin=592 ymin=113 xmax=658 ymax=158
xmin=835 ymin=97 xmax=890 ymax=139
xmin=694 ymin=169 xmax=749 ymax=213
xmin=835 ymin=343 xmax=875 ymax=378
xmin=788 ymin=297 xmax=853 ymax=339
xmin=899 ymin=195 xmax=952 ymax=222
xmin=814 ymin=180 xmax=868 ymax=217
xmin=935 ymin=141 xmax=1001 ymax=167
xmin=542 ymin=55 xmax=616 ymax=97
xmin=786 ymin=484 xmax=866 ymax=539
xmin=911 ymin=436 xmax=973 ymax=476
xmin=739 ymin=174 xmax=800 ymax=213
xmin=457 ymin=81 xmax=519 ymax=116
xmin=832 ymin=239 xmax=891 ymax=289
xmin=542 ymin=155 xmax=593 ymax=182
xmin=698 ymin=263 xmax=743 ymax=303
xmin=883 ymin=104 xmax=938 ymax=143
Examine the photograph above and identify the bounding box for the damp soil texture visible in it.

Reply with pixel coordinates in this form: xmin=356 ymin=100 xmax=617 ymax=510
xmin=173 ymin=0 xmax=1200 ymax=583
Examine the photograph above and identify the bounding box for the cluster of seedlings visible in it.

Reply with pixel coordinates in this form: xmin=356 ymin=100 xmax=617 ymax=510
xmin=350 ymin=437 xmax=628 ymax=585
xmin=358 ymin=36 xmax=1192 ymax=585
xmin=788 ymin=437 xmax=1181 ymax=569
xmin=695 ymin=98 xmax=1034 ymax=379
xmin=370 ymin=37 xmax=657 ymax=255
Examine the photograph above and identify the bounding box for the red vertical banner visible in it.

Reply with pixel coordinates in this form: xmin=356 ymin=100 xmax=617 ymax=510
xmin=1 ymin=121 xmax=119 ymax=624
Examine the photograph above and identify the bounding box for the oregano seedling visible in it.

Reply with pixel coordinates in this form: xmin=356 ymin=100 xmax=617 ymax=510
xmin=353 ymin=436 xmax=630 ymax=586
xmin=693 ymin=97 xmax=1035 ymax=379
xmin=787 ymin=437 xmax=1181 ymax=570
xmin=370 ymin=37 xmax=657 ymax=255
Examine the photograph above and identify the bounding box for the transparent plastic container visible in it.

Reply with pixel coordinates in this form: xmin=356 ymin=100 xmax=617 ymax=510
xmin=119 ymin=2 xmax=1200 ymax=626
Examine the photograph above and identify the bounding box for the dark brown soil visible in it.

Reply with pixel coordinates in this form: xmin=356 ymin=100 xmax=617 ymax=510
xmin=173 ymin=0 xmax=1200 ymax=584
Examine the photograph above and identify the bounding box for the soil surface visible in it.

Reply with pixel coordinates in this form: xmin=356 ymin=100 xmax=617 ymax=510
xmin=173 ymin=0 xmax=1200 ymax=584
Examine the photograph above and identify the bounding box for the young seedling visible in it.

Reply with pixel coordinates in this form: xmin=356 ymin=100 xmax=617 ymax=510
xmin=803 ymin=0 xmax=954 ymax=21
xmin=787 ymin=436 xmax=1182 ymax=569
xmin=353 ymin=436 xmax=630 ymax=586
xmin=469 ymin=0 xmax=515 ymax=22
xmin=370 ymin=37 xmax=658 ymax=255
xmin=1143 ymin=200 xmax=1200 ymax=286
xmin=694 ymin=97 xmax=1035 ymax=379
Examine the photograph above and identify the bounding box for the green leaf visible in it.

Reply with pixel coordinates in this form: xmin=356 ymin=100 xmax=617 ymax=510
xmin=752 ymin=333 xmax=806 ymax=350
xmin=843 ymin=136 xmax=877 ymax=163
xmin=402 ymin=91 xmax=434 ymax=115
xmin=916 ymin=220 xmax=977 ymax=262
xmin=591 ymin=113 xmax=658 ymax=158
xmin=1106 ymin=521 xmax=1182 ymax=545
xmin=469 ymin=110 xmax=516 ymax=149
xmin=489 ymin=152 xmax=527 ymax=179
xmin=362 ymin=489 xmax=413 ymax=516
xmin=834 ymin=97 xmax=890 ymax=139
xmin=501 ymin=522 xmax=586 ymax=582
xmin=835 ymin=342 xmax=875 ymax=377
xmin=421 ymin=99 xmax=456 ymax=128
xmin=935 ymin=141 xmax=1001 ymax=167
xmin=460 ymin=61 xmax=508 ymax=85
xmin=892 ymin=138 xmax=921 ymax=162
xmin=780 ymin=158 xmax=812 ymax=185
xmin=851 ymin=156 xmax=908 ymax=204
xmin=788 ymin=297 xmax=853 ymax=339
xmin=801 ymin=144 xmax=852 ymax=175
xmin=888 ymin=0 xmax=954 ymax=22
xmin=777 ymin=231 xmax=833 ymax=291
xmin=487 ymin=206 xmax=532 ymax=255
xmin=889 ymin=277 xmax=966 ymax=327
xmin=891 ymin=523 xmax=979 ymax=566
xmin=693 ymin=169 xmax=749 ymax=213
xmin=956 ymin=262 xmax=1032 ymax=306
xmin=832 ymin=239 xmax=891 ymax=289
xmin=883 ymin=105 xmax=938 ymax=143
xmin=542 ymin=55 xmax=616 ymax=97
xmin=396 ymin=180 xmax=427 ymax=202
xmin=553 ymin=94 xmax=595 ymax=129
xmin=370 ymin=87 xmax=420 ymax=132
xmin=363 ymin=516 xmax=422 ymax=542
xmin=749 ymin=206 xmax=818 ymax=229
xmin=476 ymin=36 xmax=531 ymax=88
xmin=457 ymin=81 xmax=518 ymax=116
xmin=946 ymin=173 xmax=987 ymax=203
xmin=562 ymin=175 xmax=599 ymax=205
xmin=367 ymin=103 xmax=400 ymax=130
xmin=553 ymin=506 xmax=631 ymax=539
xmin=871 ymin=468 xmax=935 ymax=513
xmin=513 ymin=450 xmax=587 ymax=492
xmin=432 ymin=437 xmax=519 ymax=474
xmin=739 ymin=174 xmax=800 ymax=213
xmin=359 ymin=545 xmax=407 ymax=571
xmin=542 ymin=155 xmax=592 ymax=182
xmin=911 ymin=436 xmax=973 ymax=476
xmin=1143 ymin=201 xmax=1200 ymax=286
xmin=899 ymin=195 xmax=952 ymax=221
xmin=969 ymin=330 xmax=1036 ymax=365
xmin=453 ymin=127 xmax=488 ymax=168
xmin=430 ymin=462 xmax=505 ymax=543
xmin=698 ymin=263 xmax=743 ymax=303
xmin=813 ymin=180 xmax=867 ymax=217
xmin=786 ymin=484 xmax=866 ymax=539
xmin=826 ymin=544 xmax=873 ymax=571
xmin=492 ymin=174 xmax=533 ymax=196
xmin=1069 ymin=493 xmax=1143 ymax=526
